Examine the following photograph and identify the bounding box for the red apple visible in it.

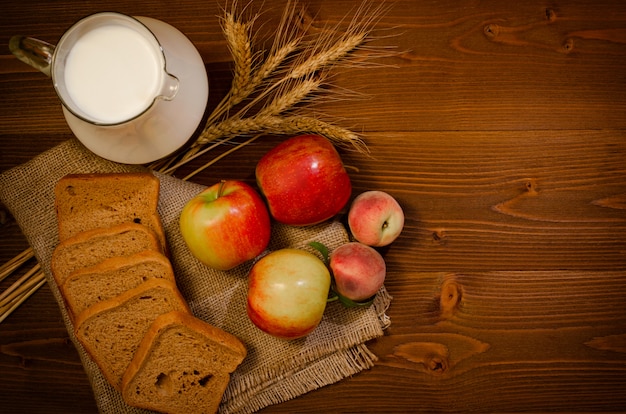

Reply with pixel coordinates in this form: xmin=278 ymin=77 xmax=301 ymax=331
xmin=255 ymin=134 xmax=352 ymax=226
xmin=179 ymin=180 xmax=271 ymax=271
xmin=329 ymin=242 xmax=386 ymax=302
xmin=247 ymin=248 xmax=331 ymax=339
xmin=348 ymin=191 xmax=404 ymax=247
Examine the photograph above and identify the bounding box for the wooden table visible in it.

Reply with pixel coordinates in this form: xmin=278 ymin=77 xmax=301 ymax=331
xmin=2 ymin=0 xmax=625 ymax=412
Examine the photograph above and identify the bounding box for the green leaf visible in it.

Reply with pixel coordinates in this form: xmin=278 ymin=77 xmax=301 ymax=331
xmin=308 ymin=241 xmax=330 ymax=265
xmin=334 ymin=289 xmax=375 ymax=308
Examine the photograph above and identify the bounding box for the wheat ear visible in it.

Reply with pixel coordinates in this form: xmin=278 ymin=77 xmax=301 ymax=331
xmin=193 ymin=80 xmax=318 ymax=146
xmin=243 ymin=0 xmax=304 ymax=94
xmin=223 ymin=12 xmax=254 ymax=105
xmin=196 ymin=114 xmax=366 ymax=153
xmin=289 ymin=32 xmax=367 ymax=79
xmin=273 ymin=115 xmax=368 ymax=152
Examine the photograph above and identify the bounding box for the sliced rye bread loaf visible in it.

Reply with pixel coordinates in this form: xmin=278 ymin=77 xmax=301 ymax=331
xmin=61 ymin=250 xmax=176 ymax=319
xmin=74 ymin=279 xmax=191 ymax=391
xmin=122 ymin=310 xmax=247 ymax=414
xmin=54 ymin=173 xmax=167 ymax=250
xmin=50 ymin=222 xmax=162 ymax=287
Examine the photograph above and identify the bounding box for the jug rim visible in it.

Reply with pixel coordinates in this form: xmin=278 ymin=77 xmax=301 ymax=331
xmin=51 ymin=11 xmax=174 ymax=126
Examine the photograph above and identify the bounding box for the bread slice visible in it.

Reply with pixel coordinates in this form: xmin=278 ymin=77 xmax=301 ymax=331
xmin=61 ymin=250 xmax=176 ymax=319
xmin=50 ymin=222 xmax=162 ymax=287
xmin=121 ymin=311 xmax=247 ymax=414
xmin=74 ymin=279 xmax=191 ymax=391
xmin=54 ymin=173 xmax=167 ymax=249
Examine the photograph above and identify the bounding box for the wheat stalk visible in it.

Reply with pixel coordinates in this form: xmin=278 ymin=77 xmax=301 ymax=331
xmin=0 ymin=254 xmax=44 ymax=324
xmin=272 ymin=115 xmax=368 ymax=152
xmin=235 ymin=0 xmax=304 ymax=102
xmin=204 ymin=1 xmax=304 ymax=129
xmin=289 ymin=32 xmax=367 ymax=79
xmin=0 ymin=273 xmax=46 ymax=324
xmin=0 ymin=247 xmax=34 ymax=283
xmin=182 ymin=134 xmax=263 ymax=181
xmin=213 ymin=11 xmax=255 ymax=115
xmin=0 ymin=263 xmax=42 ymax=306
xmin=195 ymin=114 xmax=367 ymax=153
xmin=182 ymin=0 xmax=390 ymax=160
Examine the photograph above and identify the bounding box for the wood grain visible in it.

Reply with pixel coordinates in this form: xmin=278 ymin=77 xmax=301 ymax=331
xmin=1 ymin=0 xmax=626 ymax=412
xmin=343 ymin=131 xmax=626 ymax=272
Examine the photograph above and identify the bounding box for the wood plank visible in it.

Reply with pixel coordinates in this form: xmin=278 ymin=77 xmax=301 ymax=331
xmin=268 ymin=269 xmax=626 ymax=412
xmin=305 ymin=0 xmax=626 ymax=131
xmin=0 ymin=283 xmax=98 ymax=412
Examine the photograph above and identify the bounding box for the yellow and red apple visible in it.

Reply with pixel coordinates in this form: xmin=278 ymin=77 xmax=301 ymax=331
xmin=247 ymin=248 xmax=331 ymax=339
xmin=179 ymin=180 xmax=271 ymax=271
xmin=255 ymin=134 xmax=352 ymax=226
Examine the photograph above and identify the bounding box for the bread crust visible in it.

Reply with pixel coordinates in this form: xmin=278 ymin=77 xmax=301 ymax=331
xmin=61 ymin=250 xmax=176 ymax=320
xmin=74 ymin=278 xmax=191 ymax=336
xmin=74 ymin=279 xmax=191 ymax=391
xmin=54 ymin=172 xmax=167 ymax=252
xmin=51 ymin=222 xmax=162 ymax=286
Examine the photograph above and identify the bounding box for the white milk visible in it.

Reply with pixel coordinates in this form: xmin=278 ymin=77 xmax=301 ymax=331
xmin=64 ymin=24 xmax=162 ymax=124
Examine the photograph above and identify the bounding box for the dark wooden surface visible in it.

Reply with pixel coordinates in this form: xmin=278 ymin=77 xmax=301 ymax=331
xmin=2 ymin=0 xmax=626 ymax=412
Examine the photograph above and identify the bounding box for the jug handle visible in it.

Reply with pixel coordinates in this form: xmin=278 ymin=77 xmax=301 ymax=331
xmin=9 ymin=36 xmax=55 ymax=77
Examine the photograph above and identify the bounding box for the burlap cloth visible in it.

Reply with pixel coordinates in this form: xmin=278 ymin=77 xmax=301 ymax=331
xmin=0 ymin=138 xmax=391 ymax=414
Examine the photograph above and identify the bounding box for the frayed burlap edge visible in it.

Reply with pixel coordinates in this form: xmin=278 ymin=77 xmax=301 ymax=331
xmin=222 ymin=290 xmax=391 ymax=414
xmin=224 ymin=344 xmax=379 ymax=414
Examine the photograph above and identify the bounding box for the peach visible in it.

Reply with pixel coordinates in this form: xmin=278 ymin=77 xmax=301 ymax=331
xmin=329 ymin=242 xmax=386 ymax=302
xmin=348 ymin=190 xmax=404 ymax=247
